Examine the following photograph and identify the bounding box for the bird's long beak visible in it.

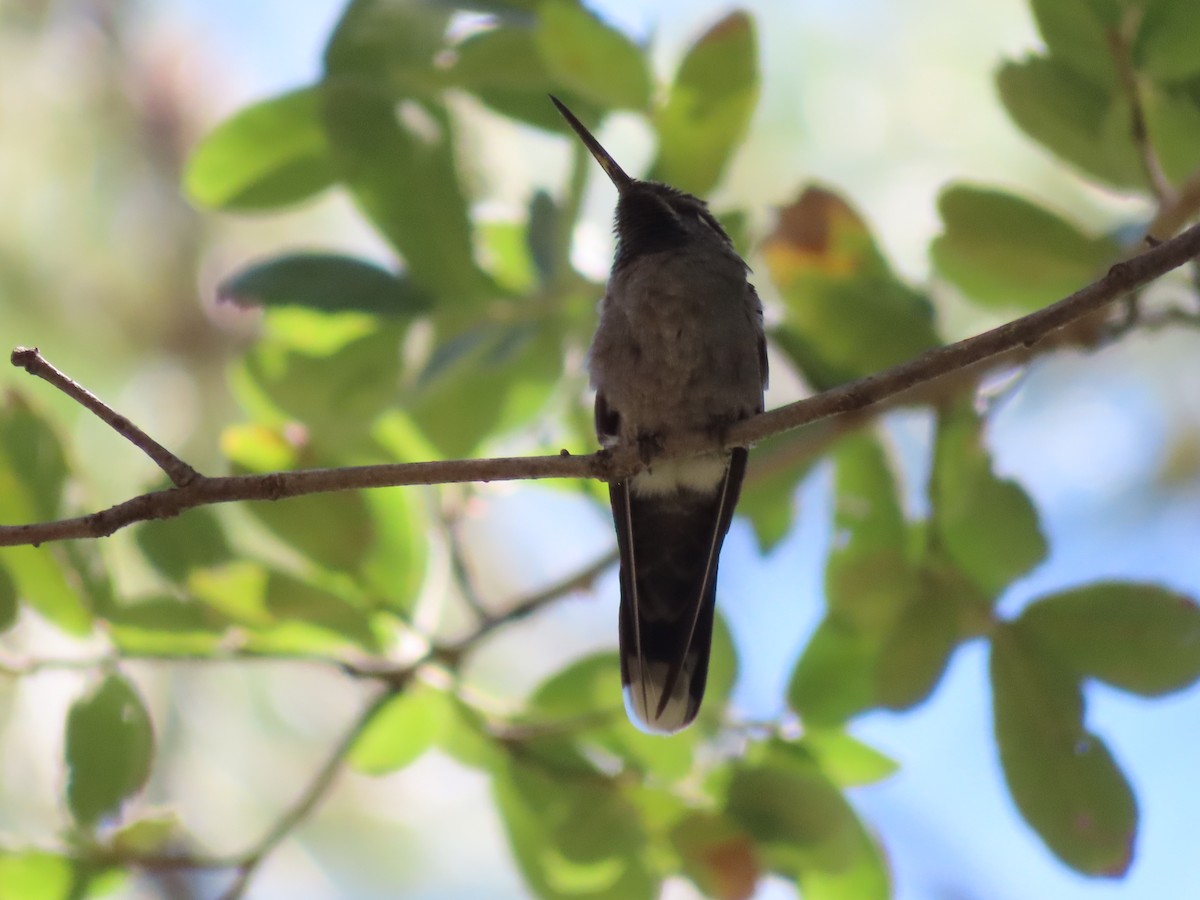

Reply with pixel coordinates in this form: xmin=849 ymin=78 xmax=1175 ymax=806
xmin=549 ymin=95 xmax=633 ymax=192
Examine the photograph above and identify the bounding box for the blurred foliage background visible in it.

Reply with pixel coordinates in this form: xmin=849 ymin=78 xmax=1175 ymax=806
xmin=2 ymin=0 xmax=1200 ymax=898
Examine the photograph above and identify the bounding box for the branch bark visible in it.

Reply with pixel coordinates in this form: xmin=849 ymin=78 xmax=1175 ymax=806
xmin=4 ymin=218 xmax=1200 ymax=549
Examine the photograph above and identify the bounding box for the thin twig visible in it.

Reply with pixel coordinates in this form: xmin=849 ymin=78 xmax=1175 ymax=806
xmin=441 ymin=492 xmax=491 ymax=621
xmin=1108 ymin=24 xmax=1174 ymax=204
xmin=5 ymin=219 xmax=1200 ymax=550
xmin=0 ymin=647 xmax=416 ymax=680
xmin=218 ymin=687 xmax=396 ymax=900
xmin=90 ymin=850 xmax=236 ymax=872
xmin=444 ymin=547 xmax=618 ymax=658
xmin=10 ymin=347 xmax=200 ymax=488
xmin=1148 ymin=166 xmax=1200 ymax=240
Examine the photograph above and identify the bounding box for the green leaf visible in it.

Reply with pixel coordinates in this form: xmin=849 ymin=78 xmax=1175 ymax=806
xmin=109 ymin=812 xmax=183 ymax=855
xmin=931 ymin=403 xmax=1046 ymax=597
xmin=789 ymin=459 xmax=978 ymax=723
xmin=739 ymin=417 xmax=853 ymax=553
xmin=874 ymin=589 xmax=961 ymax=711
xmin=725 ymin=742 xmax=879 ymax=892
xmin=716 ymin=208 xmax=753 ymax=256
xmin=825 ymin=432 xmax=917 ymax=633
xmin=236 ymin=325 xmax=405 ymax=450
xmin=0 ymin=560 xmax=17 ymax=633
xmin=184 ymin=87 xmax=334 ymax=211
xmin=932 ymin=185 xmax=1118 ymax=311
xmin=735 ymin=425 xmax=817 ymax=552
xmin=1029 ymin=0 xmax=1119 ymax=87
xmin=322 ymin=0 xmax=451 ymax=95
xmin=919 ymin=547 xmax=996 ymax=639
xmin=764 ymin=187 xmax=939 ymax=390
xmin=649 ymin=11 xmax=759 ymax=195
xmin=997 ymin=55 xmax=1143 ymax=188
xmin=1019 ymin=582 xmax=1200 ymax=695
xmin=1143 ymin=85 xmax=1200 ymax=184
xmin=319 ymin=82 xmax=490 ymax=301
xmin=529 ymin=652 xmax=626 ymax=717
xmin=264 ymin=572 xmax=381 ymax=651
xmin=134 ymin=506 xmax=233 ymax=583
xmin=82 ymin=867 xmax=127 ymax=898
xmin=527 ymin=652 xmax=695 ymax=780
xmin=105 ymin=596 xmax=230 ymax=655
xmin=493 ymin=753 xmax=657 ymax=899
xmin=479 ymin=221 xmax=538 ymax=294
xmin=219 ymin=422 xmax=295 ymax=471
xmin=990 ymin=623 xmax=1137 ymax=876
xmin=263 ymin=304 xmax=385 ymax=355
xmin=797 ymin=829 xmax=889 ymax=900
xmin=188 ymin=561 xmax=272 ymax=626
xmin=356 ymin=477 xmax=428 ymax=614
xmin=453 ymin=26 xmax=557 ymax=92
xmin=219 ymin=253 xmax=430 ymax=316
xmin=350 ymin=685 xmax=450 ymax=775
xmin=250 ymin=490 xmax=374 ymax=576
xmin=438 ymin=697 xmax=505 ymax=772
xmin=1133 ymin=0 xmax=1200 ymax=82
xmin=0 ymin=396 xmax=90 ymax=634
xmin=0 ymin=852 xmax=74 ymax=900
xmin=0 ymin=545 xmax=91 ymax=636
xmin=407 ymin=320 xmax=564 ymax=457
xmin=527 ymin=190 xmax=560 ymax=282
xmin=535 ymin=0 xmax=651 ymax=111
xmin=66 ymin=673 xmax=155 ymax=828
xmin=800 ymin=729 xmax=899 ymax=788
xmin=788 ymin=618 xmax=876 ymax=726
xmin=449 ymin=26 xmax=604 ymax=133
xmin=0 ymin=392 xmax=67 ymax=521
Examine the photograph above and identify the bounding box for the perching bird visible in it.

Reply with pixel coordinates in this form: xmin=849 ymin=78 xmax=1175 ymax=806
xmin=550 ymin=97 xmax=767 ymax=733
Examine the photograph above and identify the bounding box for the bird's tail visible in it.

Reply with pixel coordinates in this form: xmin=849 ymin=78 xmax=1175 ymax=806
xmin=613 ymin=448 xmax=746 ymax=733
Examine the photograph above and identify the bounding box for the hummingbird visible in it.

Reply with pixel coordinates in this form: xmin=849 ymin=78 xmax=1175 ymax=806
xmin=550 ymin=97 xmax=767 ymax=733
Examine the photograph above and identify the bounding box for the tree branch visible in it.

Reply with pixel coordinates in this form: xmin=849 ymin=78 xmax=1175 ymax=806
xmin=4 ymin=219 xmax=1200 ymax=549
xmin=10 ymin=347 xmax=200 ymax=488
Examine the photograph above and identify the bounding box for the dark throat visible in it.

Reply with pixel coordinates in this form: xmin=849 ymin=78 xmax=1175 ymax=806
xmin=613 ymin=191 xmax=689 ymax=269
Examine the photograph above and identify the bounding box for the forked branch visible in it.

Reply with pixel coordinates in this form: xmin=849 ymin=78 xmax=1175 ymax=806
xmin=3 ymin=219 xmax=1200 ymax=549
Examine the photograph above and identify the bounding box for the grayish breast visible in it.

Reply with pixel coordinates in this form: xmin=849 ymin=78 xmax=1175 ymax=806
xmin=588 ymin=242 xmax=763 ymax=441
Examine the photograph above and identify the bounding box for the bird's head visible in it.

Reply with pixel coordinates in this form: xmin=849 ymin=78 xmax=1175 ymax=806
xmin=549 ymin=96 xmax=735 ymax=268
